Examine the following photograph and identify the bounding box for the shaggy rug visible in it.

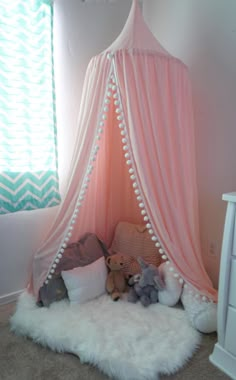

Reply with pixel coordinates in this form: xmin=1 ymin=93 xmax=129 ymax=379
xmin=10 ymin=292 xmax=201 ymax=380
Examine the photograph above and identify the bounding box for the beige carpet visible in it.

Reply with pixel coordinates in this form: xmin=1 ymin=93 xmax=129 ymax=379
xmin=0 ymin=302 xmax=231 ymax=380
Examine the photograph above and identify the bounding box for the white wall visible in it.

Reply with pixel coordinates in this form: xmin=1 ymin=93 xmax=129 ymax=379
xmin=0 ymin=0 xmax=133 ymax=302
xmin=143 ymin=0 xmax=236 ymax=287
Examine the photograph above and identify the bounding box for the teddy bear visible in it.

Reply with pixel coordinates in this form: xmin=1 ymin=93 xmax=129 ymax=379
xmin=157 ymin=262 xmax=217 ymax=333
xmin=105 ymin=255 xmax=127 ymax=301
xmin=127 ymin=257 xmax=165 ymax=307
xmin=106 ymin=251 xmax=163 ymax=281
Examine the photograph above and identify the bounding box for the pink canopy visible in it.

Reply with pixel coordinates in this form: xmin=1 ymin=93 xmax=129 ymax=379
xmin=30 ymin=0 xmax=217 ymax=302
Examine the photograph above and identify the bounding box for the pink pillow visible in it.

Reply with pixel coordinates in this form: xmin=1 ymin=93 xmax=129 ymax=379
xmin=111 ymin=221 xmax=162 ymax=263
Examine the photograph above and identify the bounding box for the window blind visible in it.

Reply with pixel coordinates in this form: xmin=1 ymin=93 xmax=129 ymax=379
xmin=0 ymin=0 xmax=61 ymax=214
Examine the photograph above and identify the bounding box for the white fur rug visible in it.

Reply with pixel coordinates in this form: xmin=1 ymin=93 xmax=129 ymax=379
xmin=11 ymin=292 xmax=201 ymax=380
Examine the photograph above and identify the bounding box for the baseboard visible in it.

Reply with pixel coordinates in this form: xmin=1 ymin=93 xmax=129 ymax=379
xmin=0 ymin=289 xmax=25 ymax=306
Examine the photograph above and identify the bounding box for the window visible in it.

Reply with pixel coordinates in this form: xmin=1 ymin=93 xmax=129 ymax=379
xmin=0 ymin=0 xmax=61 ymax=214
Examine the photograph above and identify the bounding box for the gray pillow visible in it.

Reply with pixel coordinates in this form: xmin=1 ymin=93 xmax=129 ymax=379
xmin=38 ymin=233 xmax=109 ymax=307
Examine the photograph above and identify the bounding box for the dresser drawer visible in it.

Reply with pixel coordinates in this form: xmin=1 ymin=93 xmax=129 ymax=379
xmin=225 ymin=307 xmax=236 ymax=356
xmin=229 ymin=259 xmax=236 ymax=308
xmin=232 ymin=216 xmax=236 ymax=257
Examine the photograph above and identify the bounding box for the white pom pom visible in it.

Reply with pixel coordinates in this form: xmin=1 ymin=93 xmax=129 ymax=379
xmin=129 ymin=168 xmax=134 ymax=173
xmin=124 ymin=153 xmax=129 ymax=158
xmin=143 ymin=216 xmax=149 ymax=221
xmin=137 ymin=196 xmax=142 ymax=201
xmin=179 ymin=278 xmax=184 ymax=284
xmin=202 ymin=296 xmax=207 ymax=302
xmin=146 ymin=223 xmax=151 ymax=228
xmin=151 ymin=236 xmax=157 ymax=241
xmin=126 ymin=160 xmax=132 ymax=165
xmin=123 ymin=145 xmax=128 ymax=151
xmin=159 ymin=248 xmax=164 ymax=254
xmin=139 ymin=203 xmax=144 ymax=208
xmin=122 ymin=138 xmax=127 ymax=144
xmin=133 ymin=182 xmax=137 ymax=188
xmin=102 ymin=114 xmax=107 ymax=120
xmin=130 ymin=175 xmax=135 ymax=180
xmin=155 ymin=242 xmax=161 ymax=247
xmin=148 ymin=229 xmax=153 ymax=234
xmin=162 ymin=255 xmax=167 ymax=260
xmin=141 ymin=210 xmax=146 ymax=215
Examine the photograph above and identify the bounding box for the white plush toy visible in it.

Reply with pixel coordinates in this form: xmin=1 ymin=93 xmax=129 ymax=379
xmin=158 ymin=262 xmax=217 ymax=334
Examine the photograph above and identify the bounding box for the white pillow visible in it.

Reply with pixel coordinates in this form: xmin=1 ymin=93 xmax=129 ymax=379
xmin=61 ymin=256 xmax=107 ymax=304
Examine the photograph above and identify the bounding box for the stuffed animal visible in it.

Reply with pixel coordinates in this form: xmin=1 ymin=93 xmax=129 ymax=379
xmin=107 ymin=251 xmax=162 ymax=281
xmin=128 ymin=257 xmax=165 ymax=307
xmin=158 ymin=262 xmax=217 ymax=333
xmin=105 ymin=255 xmax=127 ymax=301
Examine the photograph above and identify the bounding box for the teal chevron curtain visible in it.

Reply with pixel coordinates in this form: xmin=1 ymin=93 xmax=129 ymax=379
xmin=0 ymin=0 xmax=61 ymax=214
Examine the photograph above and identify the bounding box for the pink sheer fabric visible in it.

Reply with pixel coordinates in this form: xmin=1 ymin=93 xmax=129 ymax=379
xmin=30 ymin=0 xmax=217 ymax=302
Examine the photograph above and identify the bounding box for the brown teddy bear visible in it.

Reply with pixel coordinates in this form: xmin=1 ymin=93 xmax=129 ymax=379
xmin=105 ymin=255 xmax=127 ymax=301
xmin=106 ymin=251 xmax=162 ymax=281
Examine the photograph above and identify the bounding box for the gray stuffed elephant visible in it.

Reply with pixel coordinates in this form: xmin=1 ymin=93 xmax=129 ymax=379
xmin=127 ymin=257 xmax=165 ymax=307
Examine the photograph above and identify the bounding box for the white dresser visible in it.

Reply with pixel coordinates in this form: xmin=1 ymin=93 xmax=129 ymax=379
xmin=210 ymin=192 xmax=236 ymax=379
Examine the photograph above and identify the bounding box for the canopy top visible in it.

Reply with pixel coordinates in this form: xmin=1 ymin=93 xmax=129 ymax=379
xmin=105 ymin=0 xmax=171 ymax=56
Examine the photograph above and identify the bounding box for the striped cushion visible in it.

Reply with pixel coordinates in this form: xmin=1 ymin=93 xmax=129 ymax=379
xmin=110 ymin=221 xmax=162 ymax=265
